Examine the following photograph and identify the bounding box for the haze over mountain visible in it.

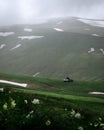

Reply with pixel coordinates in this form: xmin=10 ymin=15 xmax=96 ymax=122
xmin=0 ymin=0 xmax=104 ymax=26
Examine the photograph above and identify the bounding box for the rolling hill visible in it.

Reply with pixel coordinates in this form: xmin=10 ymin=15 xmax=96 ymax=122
xmin=0 ymin=17 xmax=104 ymax=80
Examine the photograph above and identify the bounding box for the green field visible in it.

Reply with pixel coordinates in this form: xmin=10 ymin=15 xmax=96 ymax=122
xmin=0 ymin=73 xmax=104 ymax=130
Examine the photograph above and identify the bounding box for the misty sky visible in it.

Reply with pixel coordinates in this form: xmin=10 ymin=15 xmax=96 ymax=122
xmin=0 ymin=0 xmax=104 ymax=25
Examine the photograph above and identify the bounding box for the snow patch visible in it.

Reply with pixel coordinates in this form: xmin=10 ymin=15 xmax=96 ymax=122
xmin=0 ymin=80 xmax=27 ymax=87
xmin=24 ymin=28 xmax=32 ymax=32
xmin=89 ymin=92 xmax=104 ymax=95
xmin=10 ymin=44 xmax=21 ymax=51
xmin=33 ymin=72 xmax=40 ymax=77
xmin=0 ymin=44 xmax=6 ymax=49
xmin=54 ymin=28 xmax=64 ymax=32
xmin=0 ymin=32 xmax=15 ymax=36
xmin=100 ymin=48 xmax=104 ymax=55
xmin=78 ymin=19 xmax=104 ymax=27
xmin=92 ymin=34 xmax=99 ymax=37
xmin=88 ymin=48 xmax=95 ymax=53
xmin=18 ymin=36 xmax=44 ymax=40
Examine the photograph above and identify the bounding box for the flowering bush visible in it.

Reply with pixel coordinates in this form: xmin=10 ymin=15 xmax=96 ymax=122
xmin=0 ymin=88 xmax=104 ymax=130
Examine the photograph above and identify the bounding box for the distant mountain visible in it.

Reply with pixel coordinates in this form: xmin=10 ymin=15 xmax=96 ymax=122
xmin=0 ymin=17 xmax=104 ymax=81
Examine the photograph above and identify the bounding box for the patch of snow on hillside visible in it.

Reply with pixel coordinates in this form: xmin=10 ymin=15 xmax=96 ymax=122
xmin=57 ymin=21 xmax=63 ymax=25
xmin=89 ymin=92 xmax=104 ymax=95
xmin=92 ymin=34 xmax=99 ymax=37
xmin=10 ymin=44 xmax=21 ymax=50
xmin=0 ymin=80 xmax=27 ymax=87
xmin=54 ymin=28 xmax=64 ymax=32
xmin=24 ymin=28 xmax=32 ymax=32
xmin=0 ymin=44 xmax=6 ymax=49
xmin=0 ymin=32 xmax=15 ymax=36
xmin=18 ymin=36 xmax=44 ymax=40
xmin=88 ymin=48 xmax=95 ymax=53
xmin=78 ymin=19 xmax=104 ymax=27
xmin=33 ymin=72 xmax=40 ymax=77
xmin=100 ymin=48 xmax=104 ymax=55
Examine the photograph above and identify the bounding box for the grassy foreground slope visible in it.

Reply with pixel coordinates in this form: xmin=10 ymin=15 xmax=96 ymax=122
xmin=0 ymin=73 xmax=104 ymax=111
xmin=0 ymin=73 xmax=104 ymax=129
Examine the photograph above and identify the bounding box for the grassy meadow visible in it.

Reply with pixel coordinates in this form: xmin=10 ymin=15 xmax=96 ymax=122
xmin=0 ymin=73 xmax=104 ymax=130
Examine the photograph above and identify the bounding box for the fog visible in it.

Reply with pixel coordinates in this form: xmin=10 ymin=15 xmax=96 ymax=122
xmin=0 ymin=0 xmax=104 ymax=25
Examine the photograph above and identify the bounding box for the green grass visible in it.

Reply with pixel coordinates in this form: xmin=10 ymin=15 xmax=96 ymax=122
xmin=0 ymin=73 xmax=104 ymax=111
xmin=0 ymin=73 xmax=104 ymax=129
xmin=0 ymin=73 xmax=104 ymax=97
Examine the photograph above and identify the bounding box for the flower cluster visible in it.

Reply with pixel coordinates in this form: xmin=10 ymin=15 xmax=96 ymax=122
xmin=3 ymin=103 xmax=8 ymax=110
xmin=77 ymin=126 xmax=84 ymax=130
xmin=10 ymin=99 xmax=16 ymax=109
xmin=89 ymin=117 xmax=104 ymax=129
xmin=45 ymin=120 xmax=51 ymax=126
xmin=70 ymin=109 xmax=81 ymax=119
xmin=31 ymin=98 xmax=40 ymax=104
xmin=26 ymin=110 xmax=34 ymax=119
xmin=24 ymin=99 xmax=28 ymax=104
xmin=1 ymin=88 xmax=104 ymax=130
xmin=2 ymin=98 xmax=16 ymax=110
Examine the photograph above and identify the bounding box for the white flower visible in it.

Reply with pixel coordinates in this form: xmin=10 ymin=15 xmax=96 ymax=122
xmin=26 ymin=114 xmax=30 ymax=119
xmin=8 ymin=91 xmax=12 ymax=94
xmin=24 ymin=99 xmax=28 ymax=104
xmin=26 ymin=111 xmax=34 ymax=119
xmin=75 ymin=112 xmax=81 ymax=119
xmin=99 ymin=117 xmax=102 ymax=121
xmin=89 ymin=122 xmax=93 ymax=126
xmin=45 ymin=120 xmax=51 ymax=126
xmin=0 ymin=88 xmax=4 ymax=92
xmin=100 ymin=123 xmax=104 ymax=127
xmin=11 ymin=100 xmax=16 ymax=108
xmin=94 ymin=123 xmax=98 ymax=127
xmin=70 ymin=109 xmax=76 ymax=117
xmin=65 ymin=108 xmax=68 ymax=111
xmin=31 ymin=99 xmax=39 ymax=104
xmin=3 ymin=103 xmax=8 ymax=110
xmin=29 ymin=110 xmax=34 ymax=114
xmin=78 ymin=126 xmax=84 ymax=130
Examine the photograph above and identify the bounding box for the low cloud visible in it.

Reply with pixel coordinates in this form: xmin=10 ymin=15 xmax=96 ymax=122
xmin=0 ymin=0 xmax=104 ymax=26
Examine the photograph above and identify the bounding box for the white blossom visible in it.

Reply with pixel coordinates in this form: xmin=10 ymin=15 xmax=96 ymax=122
xmin=70 ymin=109 xmax=76 ymax=117
xmin=31 ymin=99 xmax=39 ymax=104
xmin=78 ymin=126 xmax=84 ymax=130
xmin=45 ymin=120 xmax=51 ymax=126
xmin=0 ymin=88 xmax=4 ymax=92
xmin=75 ymin=112 xmax=81 ymax=119
xmin=11 ymin=100 xmax=16 ymax=108
xmin=24 ymin=99 xmax=28 ymax=104
xmin=3 ymin=103 xmax=8 ymax=110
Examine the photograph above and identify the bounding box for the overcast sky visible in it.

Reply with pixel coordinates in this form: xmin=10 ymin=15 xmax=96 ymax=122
xmin=0 ymin=0 xmax=104 ymax=25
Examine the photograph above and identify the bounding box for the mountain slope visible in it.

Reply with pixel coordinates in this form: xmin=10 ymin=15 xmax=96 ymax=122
xmin=0 ymin=17 xmax=104 ymax=80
